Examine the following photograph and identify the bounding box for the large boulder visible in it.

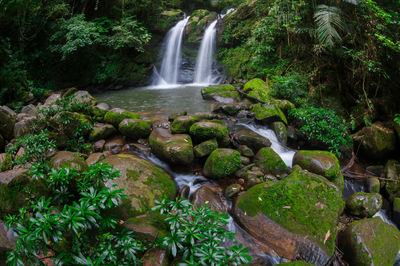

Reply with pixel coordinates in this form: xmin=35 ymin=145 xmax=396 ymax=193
xmin=232 ymin=127 xmax=271 ymax=153
xmin=293 ymin=150 xmax=344 ymax=190
xmin=89 ymin=123 xmax=117 ymax=141
xmin=189 ymin=121 xmax=228 ymax=142
xmin=103 ymin=154 xmax=177 ymax=218
xmin=0 ymin=106 xmax=16 ymax=140
xmin=193 ymin=139 xmax=218 ymax=158
xmin=50 ymin=151 xmax=88 ymax=171
xmin=384 ymin=159 xmax=400 ymax=200
xmin=243 ymin=78 xmax=271 ymax=102
xmin=345 ymin=192 xmax=382 ymax=218
xmin=51 ymin=111 xmax=93 ymax=138
xmin=123 ymin=213 xmax=168 ymax=242
xmin=104 ymin=108 xmax=140 ymax=127
xmin=71 ymin=90 xmax=97 ymax=106
xmin=0 ymin=169 xmax=31 ymax=214
xmin=149 ymin=128 xmax=194 ymax=165
xmin=201 ymin=84 xmax=241 ymax=103
xmin=119 ymin=119 xmax=151 ymax=140
xmin=251 ymin=103 xmax=287 ymax=125
xmin=339 ymin=217 xmax=400 ymax=265
xmin=254 ymin=147 xmax=289 ymax=176
xmin=20 ymin=104 xmax=37 ymax=116
xmin=233 ymin=166 xmax=344 ymax=264
xmin=13 ymin=116 xmax=36 ymax=138
xmin=171 ymin=115 xmax=199 ymax=134
xmin=203 ymin=148 xmax=242 ymax=179
xmin=352 ymin=122 xmax=397 ymax=159
xmin=272 ymin=121 xmax=288 ymax=145
xmin=191 ymin=185 xmax=227 ymax=214
xmin=142 ymin=248 xmax=170 ymax=266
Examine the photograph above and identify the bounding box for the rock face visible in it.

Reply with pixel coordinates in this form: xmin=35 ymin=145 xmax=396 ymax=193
xmin=233 ymin=166 xmax=344 ymax=264
xmin=50 ymin=151 xmax=88 ymax=171
xmin=339 ymin=217 xmax=400 ymax=266
xmin=203 ymin=148 xmax=242 ymax=179
xmin=345 ymin=192 xmax=382 ymax=218
xmin=293 ymin=150 xmax=344 ymax=190
xmin=193 ymin=139 xmax=218 ymax=158
xmin=232 ymin=127 xmax=271 ymax=153
xmin=201 ymin=84 xmax=241 ymax=103
xmin=0 ymin=106 xmax=16 ymax=140
xmin=352 ymin=122 xmax=397 ymax=158
xmin=104 ymin=108 xmax=140 ymax=127
xmin=149 ymin=128 xmax=194 ymax=165
xmin=103 ymin=154 xmax=177 ymax=218
xmin=118 ymin=119 xmax=151 ymax=140
xmin=189 ymin=121 xmax=228 ymax=142
xmin=89 ymin=123 xmax=117 ymax=141
xmin=251 ymin=103 xmax=287 ymax=125
xmin=254 ymin=147 xmax=289 ymax=176
xmin=171 ymin=115 xmax=199 ymax=134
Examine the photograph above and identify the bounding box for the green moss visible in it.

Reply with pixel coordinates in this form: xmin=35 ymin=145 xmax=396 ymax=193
xmin=104 ymin=108 xmax=140 ymax=127
xmin=254 ymin=147 xmax=289 ymax=176
xmin=194 ymin=139 xmax=218 ymax=158
xmin=345 ymin=192 xmax=382 ymax=217
xmin=201 ymin=84 xmax=241 ymax=100
xmin=251 ymin=103 xmax=287 ymax=124
xmin=203 ymin=148 xmax=242 ymax=179
xmin=237 ymin=166 xmax=344 ymax=256
xmin=189 ymin=122 xmax=228 ymax=141
xmin=118 ymin=119 xmax=151 ymax=140
xmin=394 ymin=198 xmax=400 ymax=212
xmin=171 ymin=116 xmax=199 ymax=134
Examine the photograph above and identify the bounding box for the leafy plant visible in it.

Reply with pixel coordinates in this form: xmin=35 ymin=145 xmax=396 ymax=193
xmin=289 ymin=107 xmax=352 ymax=155
xmin=152 ymin=198 xmax=252 ymax=265
xmin=395 ymin=114 xmax=400 ymax=127
xmin=314 ymin=5 xmax=346 ymax=49
xmin=270 ymin=73 xmax=309 ymax=106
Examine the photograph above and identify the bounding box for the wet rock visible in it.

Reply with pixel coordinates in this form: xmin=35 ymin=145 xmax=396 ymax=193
xmin=45 ymin=94 xmax=61 ymax=105
xmin=346 ymin=192 xmax=382 ymax=217
xmin=384 ymin=159 xmax=400 ymax=200
xmin=366 ymin=177 xmax=380 ymax=193
xmin=238 ymin=145 xmax=254 ymax=157
xmin=203 ymin=148 xmax=242 ymax=179
xmin=89 ymin=123 xmax=117 ymax=141
xmin=243 ymin=78 xmax=270 ymax=102
xmin=352 ymin=122 xmax=397 ymax=159
xmin=51 ymin=111 xmax=93 ymax=138
xmin=189 ymin=121 xmax=228 ymax=142
xmin=0 ymin=106 xmax=16 ymax=140
xmin=201 ymin=84 xmax=241 ymax=103
xmin=123 ymin=213 xmax=169 ymax=241
xmin=119 ymin=119 xmax=151 ymax=140
xmin=72 ymin=90 xmax=97 ymax=106
xmin=212 ymin=102 xmax=242 ymax=116
xmin=0 ymin=221 xmax=17 ymax=251
xmin=91 ymin=102 xmax=112 ymax=121
xmin=86 ymin=153 xmax=105 ymax=165
xmin=93 ymin=139 xmax=106 ymax=152
xmin=50 ymin=151 xmax=88 ymax=171
xmin=293 ymin=150 xmax=344 ymax=190
xmin=254 ymin=147 xmax=289 ymax=176
xmin=178 ymin=186 xmax=190 ymax=199
xmin=104 ymin=136 xmax=125 ymax=154
xmin=366 ymin=165 xmax=384 ymax=176
xmin=233 ymin=166 xmax=344 ymax=264
xmin=193 ymin=139 xmax=218 ymax=158
xmin=191 ymin=185 xmax=227 ymax=214
xmin=171 ymin=115 xmax=198 ymax=134
xmin=251 ymin=103 xmax=287 ymax=125
xmin=225 ymin=184 xmax=241 ymax=198
xmin=104 ymin=108 xmax=140 ymax=127
xmin=272 ymin=122 xmax=287 ymax=145
xmin=232 ymin=127 xmax=271 ymax=153
xmin=274 ymin=99 xmax=295 ymax=115
xmin=393 ymin=197 xmax=400 ymax=228
xmin=339 ymin=217 xmax=400 ymax=265
xmin=130 ymin=143 xmax=151 ymax=156
xmin=14 ymin=116 xmax=36 ymax=139
xmin=241 ymin=156 xmax=251 ymax=165
xmin=0 ymin=169 xmax=30 ymax=213
xmin=103 ymin=154 xmax=176 ymax=218
xmin=20 ymin=104 xmax=37 ymax=116
xmin=142 ymin=248 xmax=169 ymax=266
xmin=149 ymin=128 xmax=194 ymax=165
xmin=169 ymin=111 xmax=187 ymax=121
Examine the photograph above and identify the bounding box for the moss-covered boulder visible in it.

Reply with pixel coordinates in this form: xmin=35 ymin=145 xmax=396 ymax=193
xmin=251 ymin=103 xmax=287 ymax=125
xmin=366 ymin=177 xmax=380 ymax=193
xmin=142 ymin=248 xmax=169 ymax=266
xmin=352 ymin=122 xmax=397 ymax=159
xmin=345 ymin=192 xmax=382 ymax=218
xmin=50 ymin=151 xmax=88 ymax=171
xmin=293 ymin=150 xmax=344 ymax=191
xmin=201 ymin=84 xmax=241 ymax=103
xmin=243 ymin=78 xmax=271 ymax=102
xmin=233 ymin=165 xmax=344 ymax=264
xmin=194 ymin=139 xmax=218 ymax=158
xmin=383 ymin=159 xmax=400 ymax=200
xmin=203 ymin=148 xmax=241 ymax=179
xmin=171 ymin=115 xmax=199 ymax=134
xmin=0 ymin=169 xmax=30 ymax=214
xmin=51 ymin=111 xmax=93 ymax=138
xmin=393 ymin=197 xmax=400 ymax=228
xmin=275 ymin=99 xmax=296 ymax=115
xmin=339 ymin=217 xmax=400 ymax=266
xmin=119 ymin=119 xmax=151 ymax=140
xmin=104 ymin=108 xmax=140 ymax=127
xmin=103 ymin=154 xmax=177 ymax=218
xmin=238 ymin=145 xmax=254 ymax=157
xmin=232 ymin=127 xmax=271 ymax=153
xmin=272 ymin=122 xmax=288 ymax=145
xmin=0 ymin=106 xmax=16 ymax=140
xmin=254 ymin=147 xmax=289 ymax=176
xmin=123 ymin=213 xmax=169 ymax=241
xmin=149 ymin=128 xmax=194 ymax=165
xmin=91 ymin=102 xmax=111 ymax=121
xmin=186 ymin=10 xmax=217 ymax=43
xmin=225 ymin=183 xmax=242 ymax=198
xmin=189 ymin=121 xmax=228 ymax=142
xmin=89 ymin=123 xmax=117 ymax=141
xmin=71 ymin=90 xmax=97 ymax=106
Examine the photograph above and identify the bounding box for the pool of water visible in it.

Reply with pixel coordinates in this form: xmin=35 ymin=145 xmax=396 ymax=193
xmin=94 ymin=85 xmax=212 ymax=117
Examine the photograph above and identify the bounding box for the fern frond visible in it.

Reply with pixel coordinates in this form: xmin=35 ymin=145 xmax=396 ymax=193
xmin=314 ymin=5 xmax=345 ymax=48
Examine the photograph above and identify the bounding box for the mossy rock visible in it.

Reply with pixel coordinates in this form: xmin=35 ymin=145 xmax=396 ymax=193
xmin=71 ymin=90 xmax=97 ymax=106
xmin=0 ymin=153 xmax=12 ymax=172
xmin=251 ymin=103 xmax=287 ymax=125
xmin=123 ymin=212 xmax=169 ymax=241
xmin=293 ymin=150 xmax=344 ymax=191
xmin=187 ymin=10 xmax=217 ymax=43
xmin=104 ymin=108 xmax=140 ymax=127
xmin=149 ymin=128 xmax=194 ymax=165
xmin=52 ymin=111 xmax=93 ymax=139
xmin=171 ymin=115 xmax=199 ymax=134
xmin=383 ymin=159 xmax=400 ymax=200
xmin=0 ymin=106 xmax=16 ymax=140
xmin=243 ymin=78 xmax=271 ymax=102
xmin=119 ymin=119 xmax=151 ymax=140
xmin=339 ymin=217 xmax=400 ymax=266
xmin=194 ymin=139 xmax=218 ymax=158
xmin=345 ymin=192 xmax=382 ymax=218
xmin=232 ymin=127 xmax=271 ymax=153
xmin=103 ymin=154 xmax=177 ymax=219
xmin=272 ymin=121 xmax=288 ymax=145
xmin=50 ymin=151 xmax=88 ymax=171
xmin=275 ymin=99 xmax=296 ymax=114
xmin=0 ymin=169 xmax=31 ymax=216
xmin=89 ymin=123 xmax=117 ymax=142
xmin=189 ymin=121 xmax=228 ymax=142
xmin=254 ymin=147 xmax=289 ymax=176
xmin=235 ymin=165 xmax=344 ymax=262
xmin=201 ymin=84 xmax=241 ymax=102
xmin=203 ymin=148 xmax=242 ymax=179
xmin=366 ymin=177 xmax=380 ymax=193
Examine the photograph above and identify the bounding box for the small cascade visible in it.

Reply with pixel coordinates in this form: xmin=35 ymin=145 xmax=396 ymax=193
xmin=152 ymin=17 xmax=189 ymax=86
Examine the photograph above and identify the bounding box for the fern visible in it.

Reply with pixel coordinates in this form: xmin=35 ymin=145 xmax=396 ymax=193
xmin=314 ymin=5 xmax=345 ymax=48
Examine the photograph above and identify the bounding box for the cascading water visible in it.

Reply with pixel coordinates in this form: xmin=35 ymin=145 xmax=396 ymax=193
xmin=152 ymin=17 xmax=189 ymax=86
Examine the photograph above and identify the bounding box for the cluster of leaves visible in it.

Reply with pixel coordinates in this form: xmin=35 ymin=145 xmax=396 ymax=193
xmin=395 ymin=114 xmax=400 ymax=127
xmin=152 ymin=198 xmax=252 ymax=265
xmin=5 ymin=162 xmax=146 ymax=265
xmin=289 ymin=107 xmax=352 ymax=155
xmin=270 ymin=72 xmax=309 ymax=106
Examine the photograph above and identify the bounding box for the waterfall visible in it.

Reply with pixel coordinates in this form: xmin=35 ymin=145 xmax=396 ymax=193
xmin=152 ymin=17 xmax=189 ymax=86
xmin=193 ymin=20 xmax=218 ymax=85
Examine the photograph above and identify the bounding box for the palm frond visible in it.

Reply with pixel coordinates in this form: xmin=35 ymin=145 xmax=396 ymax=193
xmin=314 ymin=5 xmax=345 ymax=48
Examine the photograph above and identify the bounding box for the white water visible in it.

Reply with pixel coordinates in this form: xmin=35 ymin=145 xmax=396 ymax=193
xmin=193 ymin=20 xmax=218 ymax=85
xmin=153 ymin=17 xmax=189 ymax=86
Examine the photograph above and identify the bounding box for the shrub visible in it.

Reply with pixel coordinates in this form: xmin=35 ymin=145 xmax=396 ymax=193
xmin=270 ymin=73 xmax=309 ymax=106
xmin=289 ymin=107 xmax=352 ymax=155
